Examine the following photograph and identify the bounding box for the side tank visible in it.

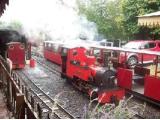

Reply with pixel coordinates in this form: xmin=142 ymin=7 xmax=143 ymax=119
xmin=93 ymin=67 xmax=116 ymax=87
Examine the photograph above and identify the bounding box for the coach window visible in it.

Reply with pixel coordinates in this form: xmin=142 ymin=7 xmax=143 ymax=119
xmin=52 ymin=45 xmax=55 ymax=51
xmin=54 ymin=45 xmax=59 ymax=52
xmin=61 ymin=48 xmax=68 ymax=56
xmin=50 ymin=43 xmax=52 ymax=49
xmin=58 ymin=45 xmax=62 ymax=53
xmin=46 ymin=43 xmax=48 ymax=49
xmin=48 ymin=43 xmax=51 ymax=50
xmin=93 ymin=49 xmax=101 ymax=57
xmin=73 ymin=49 xmax=77 ymax=56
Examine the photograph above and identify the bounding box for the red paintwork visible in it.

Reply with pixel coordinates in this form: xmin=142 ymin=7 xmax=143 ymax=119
xmin=30 ymin=59 xmax=36 ymax=68
xmin=44 ymin=50 xmax=62 ymax=65
xmin=117 ymin=68 xmax=132 ymax=89
xmin=66 ymin=47 xmax=96 ymax=81
xmin=117 ymin=65 xmax=160 ymax=102
xmin=7 ymin=42 xmax=25 ymax=69
xmin=144 ymin=75 xmax=160 ymax=101
xmin=12 ymin=64 xmax=25 ymax=69
xmin=43 ymin=41 xmax=63 ymax=65
xmin=98 ymin=89 xmax=125 ymax=103
xmin=119 ymin=40 xmax=160 ymax=64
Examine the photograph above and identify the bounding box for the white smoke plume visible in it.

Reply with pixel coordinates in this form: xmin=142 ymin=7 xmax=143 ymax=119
xmin=1 ymin=0 xmax=99 ymax=45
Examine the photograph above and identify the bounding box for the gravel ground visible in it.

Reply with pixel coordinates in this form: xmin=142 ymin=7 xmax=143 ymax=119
xmin=19 ymin=63 xmax=90 ymax=118
xmin=127 ymin=97 xmax=160 ymax=119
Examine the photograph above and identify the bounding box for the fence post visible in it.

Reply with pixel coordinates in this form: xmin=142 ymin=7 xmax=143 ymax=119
xmin=16 ymin=93 xmax=25 ymax=119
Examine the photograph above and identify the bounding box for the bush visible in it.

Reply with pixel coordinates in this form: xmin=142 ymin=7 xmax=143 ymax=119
xmin=83 ymin=96 xmax=145 ymax=119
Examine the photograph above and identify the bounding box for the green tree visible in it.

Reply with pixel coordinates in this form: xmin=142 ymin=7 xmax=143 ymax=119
xmin=0 ymin=20 xmax=23 ymax=33
xmin=77 ymin=0 xmax=126 ymax=40
xmin=122 ymin=0 xmax=160 ymax=39
xmin=8 ymin=20 xmax=23 ymax=32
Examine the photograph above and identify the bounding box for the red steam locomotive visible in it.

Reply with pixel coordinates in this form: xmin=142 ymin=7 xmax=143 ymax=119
xmin=60 ymin=46 xmax=125 ymax=103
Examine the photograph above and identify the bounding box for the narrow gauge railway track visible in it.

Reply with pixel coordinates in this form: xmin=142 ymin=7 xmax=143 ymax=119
xmin=126 ymin=90 xmax=160 ymax=119
xmin=13 ymin=70 xmax=75 ymax=119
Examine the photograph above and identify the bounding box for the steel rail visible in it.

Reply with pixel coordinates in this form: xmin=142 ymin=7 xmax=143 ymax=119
xmin=14 ymin=70 xmax=75 ymax=119
xmin=31 ymin=53 xmax=61 ymax=75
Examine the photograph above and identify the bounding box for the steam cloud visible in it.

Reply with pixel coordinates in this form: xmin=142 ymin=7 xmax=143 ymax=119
xmin=1 ymin=0 xmax=99 ymax=45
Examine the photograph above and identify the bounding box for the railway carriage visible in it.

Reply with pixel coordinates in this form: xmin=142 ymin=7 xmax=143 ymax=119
xmin=116 ymin=49 xmax=160 ymax=104
xmin=43 ymin=41 xmax=63 ymax=65
xmin=91 ymin=45 xmax=160 ymax=105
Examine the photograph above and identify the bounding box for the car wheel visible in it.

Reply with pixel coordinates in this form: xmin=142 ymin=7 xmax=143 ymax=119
xmin=127 ymin=56 xmax=138 ymax=68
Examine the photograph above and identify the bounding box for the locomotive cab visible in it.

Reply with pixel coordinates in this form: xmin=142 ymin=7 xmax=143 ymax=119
xmin=60 ymin=46 xmax=69 ymax=78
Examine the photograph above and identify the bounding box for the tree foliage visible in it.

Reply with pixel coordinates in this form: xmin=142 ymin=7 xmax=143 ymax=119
xmin=0 ymin=20 xmax=23 ymax=33
xmin=77 ymin=0 xmax=160 ymax=40
xmin=122 ymin=0 xmax=160 ymax=39
xmin=77 ymin=0 xmax=126 ymax=40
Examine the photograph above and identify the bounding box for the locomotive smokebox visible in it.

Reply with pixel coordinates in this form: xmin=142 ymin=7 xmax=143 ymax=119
xmin=94 ymin=68 xmax=116 ymax=87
